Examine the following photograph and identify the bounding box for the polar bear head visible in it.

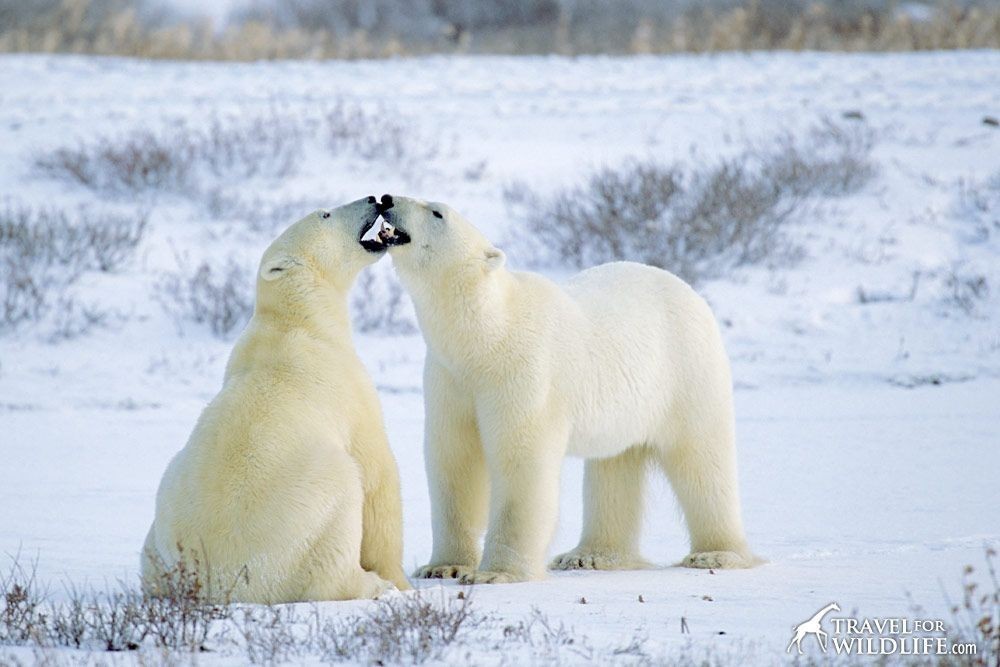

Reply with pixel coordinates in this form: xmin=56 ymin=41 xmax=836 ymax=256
xmin=256 ymin=196 xmax=386 ymax=313
xmin=371 ymin=195 xmax=505 ymax=284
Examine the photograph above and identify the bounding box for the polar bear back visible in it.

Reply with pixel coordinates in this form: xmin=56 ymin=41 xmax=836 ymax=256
xmin=558 ymin=261 xmax=732 ymax=457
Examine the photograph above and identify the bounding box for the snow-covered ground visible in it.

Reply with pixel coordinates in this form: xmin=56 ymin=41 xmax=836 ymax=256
xmin=1 ymin=51 xmax=999 ymax=663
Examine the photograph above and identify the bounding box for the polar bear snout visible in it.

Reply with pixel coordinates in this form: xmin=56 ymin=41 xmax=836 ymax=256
xmin=360 ymin=194 xmax=411 ymax=251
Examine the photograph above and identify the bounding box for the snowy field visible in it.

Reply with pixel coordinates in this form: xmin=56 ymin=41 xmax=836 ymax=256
xmin=1 ymin=51 xmax=999 ymax=664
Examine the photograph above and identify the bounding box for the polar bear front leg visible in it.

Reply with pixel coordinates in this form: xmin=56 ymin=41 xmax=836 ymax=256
xmin=414 ymin=362 xmax=489 ymax=580
xmin=460 ymin=419 xmax=569 ymax=585
xmin=550 ymin=446 xmax=652 ymax=571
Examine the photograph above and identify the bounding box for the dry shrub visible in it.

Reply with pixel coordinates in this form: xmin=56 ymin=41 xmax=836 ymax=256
xmin=943 ymin=267 xmax=989 ymax=316
xmin=0 ymin=554 xmax=46 ymax=646
xmin=763 ymin=118 xmax=878 ymax=197
xmin=505 ymin=119 xmax=876 ymax=284
xmin=46 ymin=296 xmax=110 ymax=342
xmin=323 ymin=102 xmax=439 ymax=168
xmin=945 ymin=548 xmax=1000 ymax=666
xmin=1 ymin=550 xmax=235 ymax=655
xmin=156 ymin=257 xmax=254 ymax=339
xmin=351 ymin=263 xmax=417 ymax=336
xmin=156 ymin=248 xmax=419 ymax=340
xmin=907 ymin=547 xmax=1000 ymax=666
xmin=1 ymin=549 xmax=675 ymax=665
xmin=236 ymin=605 xmax=300 ymax=665
xmin=203 ymin=191 xmax=322 ymax=233
xmin=955 ymin=171 xmax=1000 ymax=245
xmin=36 ymin=106 xmax=425 ymax=197
xmin=197 ymin=115 xmax=303 ymax=180
xmin=315 ymin=590 xmax=484 ymax=665
xmin=141 ymin=548 xmax=235 ymax=651
xmin=0 ymin=204 xmax=146 ymax=334
xmin=35 ymin=112 xmax=303 ymax=195
xmin=36 ymin=132 xmax=189 ymax=194
xmin=0 ymin=204 xmax=147 ymax=276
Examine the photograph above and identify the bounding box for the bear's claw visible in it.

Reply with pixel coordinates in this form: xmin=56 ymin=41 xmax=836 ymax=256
xmin=680 ymin=550 xmax=757 ymax=569
xmin=457 ymin=570 xmax=522 ymax=585
xmin=549 ymin=549 xmax=650 ymax=571
xmin=412 ymin=564 xmax=476 ymax=580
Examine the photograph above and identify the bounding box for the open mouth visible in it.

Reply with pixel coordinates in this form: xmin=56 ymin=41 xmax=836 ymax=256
xmin=359 ymin=195 xmax=410 ymax=252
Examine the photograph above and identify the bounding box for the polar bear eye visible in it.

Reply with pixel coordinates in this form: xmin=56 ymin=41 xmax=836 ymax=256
xmin=432 ymin=210 xmax=443 ymax=219
xmin=320 ymin=211 xmax=331 ymax=219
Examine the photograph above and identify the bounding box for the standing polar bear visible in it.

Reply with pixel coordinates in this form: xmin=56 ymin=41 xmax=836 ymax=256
xmin=375 ymin=195 xmax=756 ymax=584
xmin=142 ymin=198 xmax=410 ymax=603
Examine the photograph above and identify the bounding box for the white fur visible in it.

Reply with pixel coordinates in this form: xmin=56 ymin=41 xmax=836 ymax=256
xmin=385 ymin=197 xmax=757 ymax=584
xmin=141 ymin=199 xmax=410 ymax=603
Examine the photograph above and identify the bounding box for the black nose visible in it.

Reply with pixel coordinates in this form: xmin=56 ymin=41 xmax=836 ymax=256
xmin=379 ymin=194 xmax=394 ymax=210
xmin=367 ymin=195 xmax=377 ymax=204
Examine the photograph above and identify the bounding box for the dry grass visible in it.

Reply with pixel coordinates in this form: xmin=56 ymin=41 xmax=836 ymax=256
xmin=1 ymin=0 xmax=998 ymax=58
xmin=504 ymin=118 xmax=875 ymax=284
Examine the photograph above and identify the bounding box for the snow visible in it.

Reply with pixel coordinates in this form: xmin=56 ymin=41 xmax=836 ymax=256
xmin=1 ymin=51 xmax=999 ymax=663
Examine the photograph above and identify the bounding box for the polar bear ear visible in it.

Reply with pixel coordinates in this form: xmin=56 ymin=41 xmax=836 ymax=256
xmin=484 ymin=247 xmax=506 ymax=271
xmin=260 ymin=254 xmax=301 ymax=281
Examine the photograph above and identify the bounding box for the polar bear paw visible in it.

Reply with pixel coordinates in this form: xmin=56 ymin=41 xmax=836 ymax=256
xmin=362 ymin=573 xmax=399 ymax=599
xmin=680 ymin=550 xmax=755 ymax=569
xmin=413 ymin=564 xmax=476 ymax=580
xmin=457 ymin=570 xmax=524 ymax=585
xmin=549 ymin=548 xmax=651 ymax=571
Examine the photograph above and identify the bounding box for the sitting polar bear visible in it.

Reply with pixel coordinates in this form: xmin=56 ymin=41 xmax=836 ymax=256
xmin=374 ymin=194 xmax=757 ymax=584
xmin=141 ymin=197 xmax=410 ymax=602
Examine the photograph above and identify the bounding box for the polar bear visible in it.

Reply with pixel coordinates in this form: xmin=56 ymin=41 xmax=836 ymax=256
xmin=141 ymin=197 xmax=410 ymax=603
xmin=373 ymin=194 xmax=756 ymax=584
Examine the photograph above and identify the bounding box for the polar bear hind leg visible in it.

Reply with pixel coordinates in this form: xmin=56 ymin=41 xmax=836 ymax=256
xmin=659 ymin=412 xmax=756 ymax=569
xmin=139 ymin=525 xmax=166 ymax=596
xmin=300 ymin=451 xmax=396 ymax=601
xmin=360 ymin=448 xmax=412 ymax=591
xmin=550 ymin=445 xmax=653 ymax=571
